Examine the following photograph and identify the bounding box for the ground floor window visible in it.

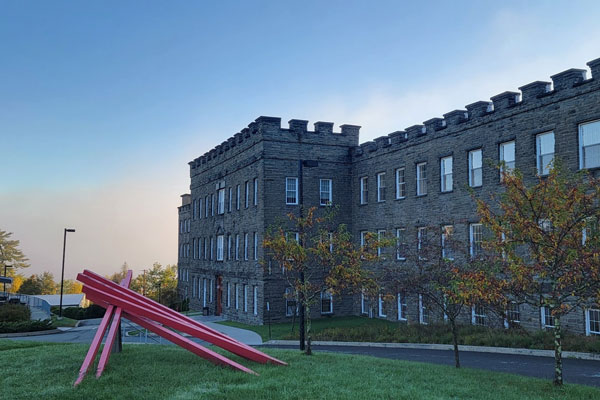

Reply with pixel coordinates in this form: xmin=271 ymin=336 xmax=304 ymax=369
xmin=541 ymin=306 xmax=555 ymax=329
xmin=361 ymin=291 xmax=368 ymax=315
xmin=321 ymin=290 xmax=333 ymax=314
xmin=244 ymin=285 xmax=248 ymax=312
xmin=378 ymin=294 xmax=387 ymax=318
xmin=419 ymin=294 xmax=428 ymax=325
xmin=506 ymin=302 xmax=520 ymax=325
xmin=397 ymin=292 xmax=407 ymax=321
xmin=586 ymin=308 xmax=600 ymax=335
xmin=253 ymin=286 xmax=258 ymax=315
xmin=203 ymin=278 xmax=207 ymax=307
xmin=285 ymin=287 xmax=297 ymax=317
xmin=472 ymin=305 xmax=486 ymax=326
xmin=235 ymin=284 xmax=239 ymax=310
xmin=226 ymin=282 xmax=231 ymax=308
xmin=209 ymin=279 xmax=214 ymax=303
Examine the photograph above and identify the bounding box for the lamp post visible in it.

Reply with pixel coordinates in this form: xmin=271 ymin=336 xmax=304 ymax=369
xmin=3 ymin=264 xmax=12 ymax=293
xmin=59 ymin=228 xmax=76 ymax=317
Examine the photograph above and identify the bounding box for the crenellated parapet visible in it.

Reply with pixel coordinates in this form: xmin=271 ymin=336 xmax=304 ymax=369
xmin=352 ymin=57 xmax=600 ymax=161
xmin=189 ymin=116 xmax=361 ymax=176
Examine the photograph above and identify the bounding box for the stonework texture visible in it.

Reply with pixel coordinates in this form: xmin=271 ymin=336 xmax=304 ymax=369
xmin=178 ymin=58 xmax=600 ymax=335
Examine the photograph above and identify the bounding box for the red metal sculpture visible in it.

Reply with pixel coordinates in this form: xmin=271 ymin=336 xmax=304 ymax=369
xmin=74 ymin=269 xmax=285 ymax=386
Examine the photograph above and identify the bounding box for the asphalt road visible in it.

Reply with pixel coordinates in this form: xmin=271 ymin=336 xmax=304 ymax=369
xmin=263 ymin=344 xmax=600 ymax=387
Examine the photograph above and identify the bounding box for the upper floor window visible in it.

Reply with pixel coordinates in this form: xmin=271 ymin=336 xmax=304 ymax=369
xmin=469 ymin=223 xmax=483 ymax=258
xmin=360 ymin=231 xmax=368 ymax=248
xmin=205 ymin=195 xmax=210 ymax=217
xmin=536 ymin=131 xmax=555 ymax=176
xmin=377 ymin=229 xmax=386 ymax=257
xmin=253 ymin=178 xmax=258 ymax=206
xmin=499 ymin=140 xmax=515 ymax=176
xmin=396 ymin=228 xmax=406 ymax=260
xmin=395 ymin=168 xmax=406 ymax=199
xmin=440 ymin=156 xmax=453 ymax=192
xmin=227 ymin=234 xmax=232 ymax=260
xmin=193 ymin=199 xmax=197 ymax=220
xmin=236 ymin=185 xmax=241 ymax=210
xmin=320 ymin=179 xmax=332 ymax=206
xmin=244 ymin=233 xmax=249 ymax=260
xmin=417 ymin=227 xmax=427 ymax=255
xmin=245 ymin=181 xmax=250 ymax=208
xmin=360 ymin=176 xmax=368 ymax=204
xmin=211 ymin=194 xmax=215 ymax=216
xmin=441 ymin=225 xmax=454 ymax=260
xmin=254 ymin=232 xmax=258 ymax=260
xmin=216 ymin=235 xmax=224 ymax=261
xmin=228 ymin=188 xmax=232 ymax=212
xmin=321 ymin=290 xmax=333 ymax=314
xmin=235 ymin=234 xmax=240 ymax=260
xmin=468 ymin=149 xmax=483 ymax=187
xmin=217 ymin=188 xmax=225 ymax=214
xmin=416 ymin=163 xmax=427 ymax=196
xmin=579 ymin=120 xmax=600 ymax=169
xmin=286 ymin=177 xmax=299 ymax=205
xmin=377 ymin=172 xmax=386 ymax=202
xmin=199 ymin=198 xmax=203 ymax=219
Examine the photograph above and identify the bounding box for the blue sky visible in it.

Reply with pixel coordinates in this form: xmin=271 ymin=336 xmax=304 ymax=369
xmin=1 ymin=1 xmax=599 ymax=278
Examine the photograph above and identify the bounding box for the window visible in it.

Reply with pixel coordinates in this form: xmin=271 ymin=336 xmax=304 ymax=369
xmin=361 ymin=291 xmax=368 ymax=315
xmin=203 ymin=278 xmax=207 ymax=307
xmin=235 ymin=234 xmax=240 ymax=260
xmin=209 ymin=279 xmax=213 ymax=303
xmin=252 ymin=178 xmax=258 ymax=206
xmin=586 ymin=309 xmax=600 ymax=335
xmin=469 ymin=149 xmax=483 ymax=187
xmin=440 ymin=156 xmax=453 ymax=192
xmin=236 ymin=185 xmax=241 ymax=210
xmin=253 ymin=232 xmax=258 ymax=260
xmin=235 ymin=283 xmax=239 ymax=310
xmin=196 ymin=277 xmax=200 ymax=298
xmin=217 ymin=188 xmax=225 ymax=214
xmin=244 ymin=233 xmax=249 ymax=260
xmin=285 ymin=287 xmax=297 ymax=316
xmin=507 ymin=302 xmax=520 ymax=325
xmin=216 ymin=235 xmax=224 ymax=261
xmin=583 ymin=217 xmax=598 ymax=245
xmin=204 ymin=238 xmax=208 ymax=260
xmin=243 ymin=284 xmax=248 ymax=312
xmin=199 ymin=198 xmax=203 ymax=219
xmin=193 ymin=199 xmax=197 ymax=220
xmin=416 ymin=162 xmax=427 ymax=196
xmin=319 ymin=179 xmax=332 ymax=205
xmin=226 ymin=282 xmax=231 ymax=308
xmin=579 ymin=120 xmax=600 ymax=169
xmin=321 ymin=290 xmax=333 ymax=314
xmin=536 ymin=131 xmax=555 ymax=175
xmin=193 ymin=238 xmax=197 ymax=259
xmin=360 ymin=176 xmax=368 ymax=204
xmin=395 ymin=168 xmax=406 ymax=199
xmin=441 ymin=225 xmax=454 ymax=260
xmin=253 ymin=286 xmax=258 ymax=315
xmin=541 ymin=306 xmax=555 ymax=328
xmin=228 ymin=187 xmax=232 ymax=212
xmin=192 ymin=277 xmax=197 ymax=297
xmin=377 ymin=230 xmax=386 ymax=257
xmin=377 ymin=172 xmax=386 ymax=202
xmin=396 ymin=228 xmax=406 ymax=260
xmin=227 ymin=234 xmax=232 ymax=260
xmin=417 ymin=227 xmax=427 ymax=255
xmin=286 ymin=231 xmax=300 ymax=243
xmin=378 ymin=294 xmax=387 ymax=318
xmin=286 ymin=177 xmax=299 ymax=205
xmin=360 ymin=231 xmax=368 ymax=248
xmin=205 ymin=195 xmax=209 ymax=217
xmin=469 ymin=223 xmax=483 ymax=258
xmin=211 ymin=193 xmax=215 ymax=216
xmin=397 ymin=292 xmax=407 ymax=321
xmin=245 ymin=180 xmax=249 ymax=208
xmin=472 ymin=305 xmax=487 ymax=326
xmin=499 ymin=140 xmax=515 ymax=176
xmin=419 ymin=294 xmax=428 ymax=325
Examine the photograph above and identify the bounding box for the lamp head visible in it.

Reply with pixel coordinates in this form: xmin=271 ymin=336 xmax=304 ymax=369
xmin=65 ymin=229 xmax=76 ymax=233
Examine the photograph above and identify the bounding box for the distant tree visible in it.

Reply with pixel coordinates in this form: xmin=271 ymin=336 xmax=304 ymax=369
xmin=263 ymin=206 xmax=393 ymax=355
xmin=0 ymin=230 xmax=30 ymax=273
xmin=130 ymin=263 xmax=178 ymax=305
xmin=107 ymin=262 xmax=129 ymax=284
xmin=384 ymin=225 xmax=505 ymax=368
xmin=475 ymin=162 xmax=600 ymax=386
xmin=18 ymin=272 xmax=58 ymax=295
xmin=62 ymin=279 xmax=83 ymax=294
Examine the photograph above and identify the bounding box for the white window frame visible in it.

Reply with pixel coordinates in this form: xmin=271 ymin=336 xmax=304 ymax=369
xmin=440 ymin=156 xmax=453 ymax=192
xmin=377 ymin=172 xmax=386 ymax=202
xmin=419 ymin=294 xmax=428 ymax=325
xmin=360 ymin=176 xmax=368 ymax=204
xmin=395 ymin=168 xmax=406 ymax=199
xmin=397 ymin=292 xmax=407 ymax=321
xmin=441 ymin=225 xmax=454 ymax=260
xmin=469 ymin=223 xmax=483 ymax=258
xmin=471 ymin=305 xmax=487 ymax=326
xmin=235 ymin=234 xmax=240 ymax=260
xmin=499 ymin=140 xmax=516 ymax=176
xmin=203 ymin=278 xmax=207 ymax=307
xmin=579 ymin=120 xmax=600 ymax=170
xmin=378 ymin=294 xmax=387 ymax=318
xmin=417 ymin=227 xmax=427 ymax=254
xmin=209 ymin=279 xmax=213 ymax=303
xmin=536 ymin=131 xmax=555 ymax=176
xmin=321 ymin=290 xmax=333 ymax=314
xmin=199 ymin=198 xmax=203 ymax=219
xmin=416 ymin=162 xmax=427 ymax=196
xmin=541 ymin=306 xmax=555 ymax=329
xmin=217 ymin=188 xmax=225 ymax=214
xmin=228 ymin=187 xmax=232 ymax=212
xmin=210 ymin=237 xmax=214 ymax=260
xmin=226 ymin=282 xmax=231 ymax=308
xmin=211 ymin=193 xmax=215 ymax=216
xmin=506 ymin=302 xmax=520 ymax=325
xmin=361 ymin=291 xmax=368 ymax=315
xmin=253 ymin=286 xmax=258 ymax=315
xmin=244 ymin=233 xmax=249 ymax=260
xmin=245 ymin=180 xmax=250 ymax=208
xmin=360 ymin=231 xmax=367 ymax=248
xmin=285 ymin=287 xmax=298 ymax=317
xmin=236 ymin=184 xmax=241 ymax=210
xmin=286 ymin=177 xmax=299 ymax=205
xmin=586 ymin=308 xmax=600 ymax=336
xmin=243 ymin=284 xmax=248 ymax=312
xmin=216 ymin=235 xmax=224 ymax=261
xmin=227 ymin=234 xmax=232 ymax=260
xmin=396 ymin=228 xmax=406 ymax=260
xmin=235 ymin=283 xmax=239 ymax=310
xmin=205 ymin=195 xmax=209 ymax=217
xmin=377 ymin=229 xmax=386 ymax=257
xmin=468 ymin=149 xmax=483 ymax=187
xmin=253 ymin=178 xmax=258 ymax=206
xmin=319 ymin=178 xmax=332 ymax=206
xmin=254 ymin=232 xmax=258 ymax=260
xmin=204 ymin=238 xmax=208 ymax=260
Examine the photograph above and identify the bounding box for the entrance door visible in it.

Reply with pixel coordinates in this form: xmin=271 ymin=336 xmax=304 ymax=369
xmin=216 ymin=275 xmax=223 ymax=316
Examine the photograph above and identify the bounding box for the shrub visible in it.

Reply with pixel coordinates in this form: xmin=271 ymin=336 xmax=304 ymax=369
xmin=59 ymin=304 xmax=106 ymax=320
xmin=0 ymin=319 xmax=53 ymax=333
xmin=0 ymin=304 xmax=31 ymax=322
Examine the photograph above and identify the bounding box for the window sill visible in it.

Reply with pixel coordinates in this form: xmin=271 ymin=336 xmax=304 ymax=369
xmin=439 ymin=190 xmax=454 ymax=195
xmin=395 ymin=197 xmax=406 ymax=201
xmin=416 ymin=194 xmax=427 ymax=198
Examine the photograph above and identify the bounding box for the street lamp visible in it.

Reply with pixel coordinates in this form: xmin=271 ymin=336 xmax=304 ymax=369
xmin=3 ymin=264 xmax=13 ymax=293
xmin=59 ymin=228 xmax=76 ymax=317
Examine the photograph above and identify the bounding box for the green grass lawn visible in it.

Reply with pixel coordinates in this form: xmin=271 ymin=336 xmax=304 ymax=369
xmin=0 ymin=339 xmax=598 ymax=399
xmin=218 ymin=316 xmax=600 ymax=353
xmin=51 ymin=314 xmax=79 ymax=328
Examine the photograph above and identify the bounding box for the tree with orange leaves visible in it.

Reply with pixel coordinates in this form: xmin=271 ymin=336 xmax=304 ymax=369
xmin=475 ymin=161 xmax=600 ymax=386
xmin=262 ymin=206 xmax=392 ymax=355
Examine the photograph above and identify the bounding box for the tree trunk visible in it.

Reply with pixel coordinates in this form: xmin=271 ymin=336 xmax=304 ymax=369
xmin=451 ymin=318 xmax=460 ymax=368
xmin=305 ymin=304 xmax=312 ymax=355
xmin=553 ymin=316 xmax=563 ymax=386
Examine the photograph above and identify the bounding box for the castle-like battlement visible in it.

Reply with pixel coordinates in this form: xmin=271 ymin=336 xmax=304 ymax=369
xmin=352 ymin=57 xmax=600 ymax=160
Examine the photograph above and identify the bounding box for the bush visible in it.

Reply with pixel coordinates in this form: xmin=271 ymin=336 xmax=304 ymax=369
xmin=60 ymin=304 xmax=106 ymax=320
xmin=0 ymin=304 xmax=31 ymax=322
xmin=0 ymin=319 xmax=53 ymax=333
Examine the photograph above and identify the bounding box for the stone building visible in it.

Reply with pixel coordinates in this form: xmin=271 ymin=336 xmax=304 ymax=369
xmin=178 ymin=58 xmax=600 ymax=335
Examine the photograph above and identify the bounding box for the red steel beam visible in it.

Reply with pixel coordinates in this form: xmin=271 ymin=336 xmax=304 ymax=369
xmin=78 ymin=271 xmax=286 ymax=365
xmin=82 ymin=284 xmax=282 ymax=366
xmin=95 ymin=270 xmax=132 ymax=378
xmin=122 ymin=311 xmax=257 ymax=375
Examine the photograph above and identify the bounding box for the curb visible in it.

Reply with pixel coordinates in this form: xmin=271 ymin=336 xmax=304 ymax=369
xmin=264 ymin=340 xmax=600 ymax=361
xmin=0 ymin=329 xmax=62 ymax=338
